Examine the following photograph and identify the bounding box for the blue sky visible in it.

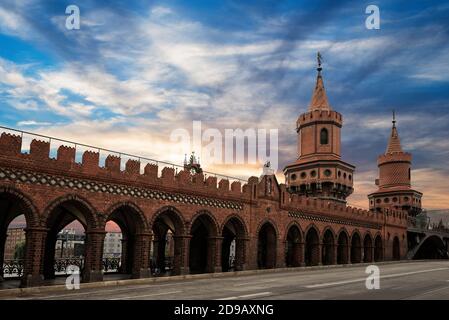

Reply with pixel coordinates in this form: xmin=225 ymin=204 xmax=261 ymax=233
xmin=0 ymin=0 xmax=449 ymax=209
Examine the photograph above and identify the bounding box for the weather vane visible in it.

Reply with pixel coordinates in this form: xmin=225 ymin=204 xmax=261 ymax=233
xmin=317 ymin=51 xmax=323 ymax=72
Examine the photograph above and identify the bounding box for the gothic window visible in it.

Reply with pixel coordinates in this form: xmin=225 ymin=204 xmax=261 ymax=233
xmin=320 ymin=128 xmax=329 ymax=145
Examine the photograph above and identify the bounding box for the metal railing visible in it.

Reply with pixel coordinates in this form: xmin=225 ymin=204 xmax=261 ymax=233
xmin=0 ymin=125 xmax=248 ymax=184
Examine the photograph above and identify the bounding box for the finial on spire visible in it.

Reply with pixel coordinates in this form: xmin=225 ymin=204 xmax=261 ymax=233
xmin=317 ymin=51 xmax=323 ymax=72
xmin=392 ymin=110 xmax=396 ymax=128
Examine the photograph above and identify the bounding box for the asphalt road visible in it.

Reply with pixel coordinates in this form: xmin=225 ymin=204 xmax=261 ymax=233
xmin=4 ymin=261 xmax=449 ymax=300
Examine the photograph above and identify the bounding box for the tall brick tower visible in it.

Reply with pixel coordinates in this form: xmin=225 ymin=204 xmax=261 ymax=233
xmin=283 ymin=53 xmax=355 ymax=203
xmin=368 ymin=112 xmax=422 ymax=216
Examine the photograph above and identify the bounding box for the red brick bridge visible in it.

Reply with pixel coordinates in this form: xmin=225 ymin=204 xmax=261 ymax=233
xmin=0 ymin=127 xmax=407 ymax=287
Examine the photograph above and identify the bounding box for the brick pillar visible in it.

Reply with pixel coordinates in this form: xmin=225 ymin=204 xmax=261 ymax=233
xmin=132 ymin=232 xmax=152 ymax=278
xmin=21 ymin=227 xmax=47 ymax=287
xmin=82 ymin=229 xmax=105 ymax=283
xmin=211 ymin=236 xmax=223 ymax=273
xmin=317 ymin=242 xmax=323 ymax=266
xmin=276 ymin=239 xmax=286 ymax=268
xmin=0 ymin=231 xmax=6 ymax=281
xmin=299 ymin=241 xmax=306 ymax=266
xmin=235 ymin=237 xmax=248 ymax=271
xmin=120 ymin=237 xmax=128 ymax=273
xmin=332 ymin=244 xmax=338 ymax=265
xmin=173 ymin=235 xmax=191 ymax=275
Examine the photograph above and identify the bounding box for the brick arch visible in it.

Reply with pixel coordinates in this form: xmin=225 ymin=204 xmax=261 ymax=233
xmin=189 ymin=210 xmax=220 ymax=237
xmin=284 ymin=221 xmax=303 ymax=242
xmin=43 ymin=194 xmax=99 ymax=231
xmin=350 ymin=229 xmax=363 ymax=263
xmin=374 ymin=233 xmax=383 ymax=262
xmin=150 ymin=205 xmax=187 ymax=235
xmin=256 ymin=219 xmax=279 ymax=239
xmin=337 ymin=227 xmax=350 ymax=239
xmin=322 ymin=226 xmax=337 ymax=241
xmin=363 ymin=232 xmax=374 ymax=262
xmin=0 ymin=186 xmax=39 ymax=227
xmin=221 ymin=214 xmax=248 ymax=238
xmin=104 ymin=201 xmax=149 ymax=233
xmin=337 ymin=228 xmax=350 ymax=264
xmin=304 ymin=224 xmax=320 ymax=266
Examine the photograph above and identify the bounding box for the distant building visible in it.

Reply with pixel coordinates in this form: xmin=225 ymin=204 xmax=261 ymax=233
xmin=4 ymin=228 xmax=26 ymax=260
xmin=55 ymin=228 xmax=85 ymax=258
xmin=103 ymin=232 xmax=122 ymax=258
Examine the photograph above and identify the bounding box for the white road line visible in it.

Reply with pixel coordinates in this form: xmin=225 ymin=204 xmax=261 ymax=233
xmin=109 ymin=290 xmax=182 ymax=300
xmin=234 ymin=279 xmax=277 ymax=287
xmin=216 ymin=291 xmax=272 ymax=300
xmin=306 ymin=267 xmax=449 ymax=288
xmin=21 ymin=283 xmax=182 ymax=300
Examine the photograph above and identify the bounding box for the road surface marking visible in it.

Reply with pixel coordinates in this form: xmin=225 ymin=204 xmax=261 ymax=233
xmin=306 ymin=267 xmax=449 ymax=288
xmin=109 ymin=290 xmax=182 ymax=300
xmin=217 ymin=291 xmax=272 ymax=300
xmin=21 ymin=283 xmax=182 ymax=300
xmin=234 ymin=279 xmax=278 ymax=287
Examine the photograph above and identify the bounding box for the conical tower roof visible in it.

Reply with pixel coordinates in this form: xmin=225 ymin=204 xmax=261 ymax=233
xmin=309 ymin=52 xmax=331 ymax=111
xmin=386 ymin=111 xmax=403 ymax=154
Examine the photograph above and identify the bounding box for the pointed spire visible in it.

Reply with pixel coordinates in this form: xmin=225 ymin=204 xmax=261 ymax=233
xmin=386 ymin=110 xmax=403 ymax=153
xmin=309 ymin=52 xmax=331 ymax=111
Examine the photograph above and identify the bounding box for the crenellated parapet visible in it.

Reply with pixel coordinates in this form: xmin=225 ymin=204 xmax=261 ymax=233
xmin=0 ymin=133 xmax=252 ymax=203
xmin=296 ymin=109 xmax=343 ymax=131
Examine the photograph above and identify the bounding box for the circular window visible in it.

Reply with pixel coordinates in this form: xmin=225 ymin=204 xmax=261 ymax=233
xmin=311 ymin=170 xmax=317 ymax=178
xmin=392 ymin=197 xmax=398 ymax=202
xmin=300 ymin=172 xmax=306 ymax=179
xmin=324 ymin=169 xmax=332 ymax=177
xmin=338 ymin=171 xmax=341 ymax=177
xmin=376 ymin=199 xmax=381 ymax=204
xmin=290 ymin=174 xmax=297 ymax=181
xmin=384 ymin=198 xmax=390 ymax=203
xmin=404 ymin=197 xmax=409 ymax=202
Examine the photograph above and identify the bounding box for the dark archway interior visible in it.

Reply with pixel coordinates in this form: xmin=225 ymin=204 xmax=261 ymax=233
xmin=363 ymin=235 xmax=373 ymax=262
xmin=189 ymin=215 xmax=216 ymax=274
xmin=152 ymin=210 xmax=183 ymax=275
xmin=393 ymin=237 xmax=401 ymax=260
xmin=322 ymin=230 xmax=334 ymax=265
xmin=374 ymin=236 xmax=383 ymax=262
xmin=337 ymin=232 xmax=349 ymax=264
xmin=351 ymin=233 xmax=362 ymax=263
xmin=257 ymin=223 xmax=276 ymax=269
xmin=221 ymin=218 xmax=246 ymax=272
xmin=414 ymin=236 xmax=448 ymax=259
xmin=285 ymin=225 xmax=301 ymax=267
xmin=305 ymin=228 xmax=319 ymax=266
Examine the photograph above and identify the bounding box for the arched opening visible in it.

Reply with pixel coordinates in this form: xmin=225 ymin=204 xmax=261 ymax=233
xmin=305 ymin=227 xmax=320 ymax=266
xmin=363 ymin=234 xmax=373 ymax=262
xmin=102 ymin=221 xmax=122 ymax=275
xmin=189 ymin=213 xmax=218 ymax=274
xmin=392 ymin=236 xmax=400 ymax=260
xmin=0 ymin=191 xmax=34 ymax=286
xmin=322 ymin=229 xmax=335 ymax=265
xmin=285 ymin=225 xmax=302 ymax=267
xmin=257 ymin=222 xmax=277 ymax=269
xmin=320 ymin=128 xmax=329 ymax=145
xmin=221 ymin=217 xmax=247 ymax=272
xmin=350 ymin=233 xmax=362 ymax=263
xmin=152 ymin=209 xmax=185 ymax=276
xmin=413 ymin=235 xmax=448 ymax=259
xmin=374 ymin=235 xmax=383 ymax=262
xmin=43 ymin=199 xmax=92 ymax=281
xmin=104 ymin=204 xmax=146 ymax=278
xmin=337 ymin=231 xmax=349 ymax=264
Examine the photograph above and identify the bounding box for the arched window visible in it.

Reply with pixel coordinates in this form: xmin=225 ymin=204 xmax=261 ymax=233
xmin=320 ymin=128 xmax=328 ymax=145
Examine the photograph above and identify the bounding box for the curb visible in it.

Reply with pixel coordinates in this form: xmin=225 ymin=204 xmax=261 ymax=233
xmin=0 ymin=259 xmax=436 ymax=298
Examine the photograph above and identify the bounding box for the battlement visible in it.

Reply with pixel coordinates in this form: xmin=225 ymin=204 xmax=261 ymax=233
xmin=296 ymin=109 xmax=343 ymax=129
xmin=0 ymin=131 xmax=251 ymax=201
xmin=378 ymin=152 xmax=412 ymax=165
xmin=283 ymin=190 xmax=407 ymax=225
